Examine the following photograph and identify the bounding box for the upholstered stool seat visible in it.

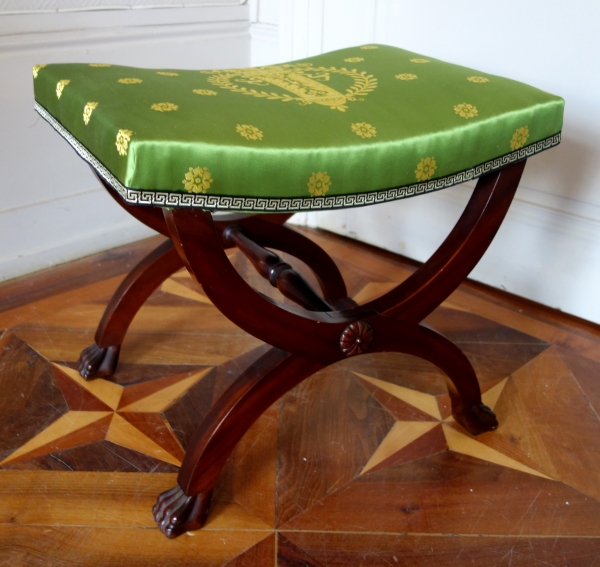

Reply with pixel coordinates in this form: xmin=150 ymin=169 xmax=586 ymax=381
xmin=34 ymin=45 xmax=562 ymax=211
xmin=33 ymin=45 xmax=563 ymax=539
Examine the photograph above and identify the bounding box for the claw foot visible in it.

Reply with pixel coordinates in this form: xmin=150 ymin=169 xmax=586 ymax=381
xmin=454 ymin=403 xmax=498 ymax=435
xmin=153 ymin=486 xmax=212 ymax=539
xmin=77 ymin=344 xmax=120 ymax=380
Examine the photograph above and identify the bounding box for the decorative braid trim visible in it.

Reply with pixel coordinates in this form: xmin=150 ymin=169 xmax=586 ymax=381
xmin=36 ymin=101 xmax=561 ymax=213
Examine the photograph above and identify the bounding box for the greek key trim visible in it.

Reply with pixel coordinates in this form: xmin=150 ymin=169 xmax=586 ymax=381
xmin=36 ymin=101 xmax=561 ymax=212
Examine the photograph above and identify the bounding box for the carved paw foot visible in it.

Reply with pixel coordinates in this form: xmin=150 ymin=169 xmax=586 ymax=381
xmin=77 ymin=344 xmax=120 ymax=380
xmin=454 ymin=403 xmax=498 ymax=435
xmin=153 ymin=486 xmax=213 ymax=539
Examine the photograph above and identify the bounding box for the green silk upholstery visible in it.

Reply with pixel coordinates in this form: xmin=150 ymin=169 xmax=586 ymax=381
xmin=33 ymin=45 xmax=563 ymax=212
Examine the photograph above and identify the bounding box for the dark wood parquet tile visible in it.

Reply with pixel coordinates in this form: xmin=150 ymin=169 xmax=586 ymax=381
xmin=278 ymin=534 xmax=326 ymax=567
xmin=276 ymin=365 xmax=396 ymax=527
xmin=558 ymin=347 xmax=600 ymax=417
xmin=278 ymin=532 xmax=600 ymax=567
xmin=0 ymin=332 xmax=69 ymax=462
xmin=3 ymin=439 xmax=180 ymax=473
xmin=164 ymin=345 xmax=271 ymax=451
xmin=425 ymin=306 xmax=549 ymax=345
xmin=280 ymin=452 xmax=600 ymax=535
xmin=2 ymin=229 xmax=600 ymax=564
xmin=226 ymin=534 xmax=275 ymax=567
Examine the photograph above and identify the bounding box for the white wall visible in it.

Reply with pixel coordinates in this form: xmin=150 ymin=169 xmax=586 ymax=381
xmin=262 ymin=0 xmax=600 ymax=324
xmin=248 ymin=0 xmax=278 ymax=65
xmin=0 ymin=2 xmax=249 ymax=282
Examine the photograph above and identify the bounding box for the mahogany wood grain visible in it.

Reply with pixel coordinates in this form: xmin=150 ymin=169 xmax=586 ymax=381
xmin=223 ymin=224 xmax=333 ymax=312
xmin=361 ymin=161 xmax=526 ymax=322
xmin=230 ymin=217 xmax=348 ymax=305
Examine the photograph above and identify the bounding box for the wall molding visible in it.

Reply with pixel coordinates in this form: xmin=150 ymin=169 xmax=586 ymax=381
xmin=1 ymin=5 xmax=250 ymax=282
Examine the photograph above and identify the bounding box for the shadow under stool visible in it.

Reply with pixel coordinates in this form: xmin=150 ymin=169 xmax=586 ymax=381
xmin=32 ymin=44 xmax=564 ymax=538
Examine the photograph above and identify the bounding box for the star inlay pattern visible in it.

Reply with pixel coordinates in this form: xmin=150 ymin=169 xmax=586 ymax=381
xmin=1 ymin=363 xmax=209 ymax=467
xmin=355 ymin=372 xmax=552 ymax=479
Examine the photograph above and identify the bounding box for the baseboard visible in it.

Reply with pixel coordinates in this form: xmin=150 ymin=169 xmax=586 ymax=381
xmin=0 ymin=188 xmax=157 ymax=282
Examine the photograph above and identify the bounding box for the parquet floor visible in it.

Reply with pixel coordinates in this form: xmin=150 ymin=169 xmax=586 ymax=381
xmin=1 ymin=229 xmax=600 ymax=566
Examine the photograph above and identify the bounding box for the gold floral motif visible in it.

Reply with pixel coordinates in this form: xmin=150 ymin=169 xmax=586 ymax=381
xmin=56 ymin=80 xmax=70 ymax=99
xmin=345 ymin=57 xmax=364 ymax=63
xmin=182 ymin=167 xmax=213 ymax=194
xmin=193 ymin=89 xmax=217 ymax=96
xmin=308 ymin=172 xmax=331 ymax=197
xmin=351 ymin=122 xmax=376 ymax=139
xmin=410 ymin=58 xmax=429 ymax=63
xmin=118 ymin=78 xmax=143 ymax=84
xmin=32 ymin=64 xmax=46 ymax=79
xmin=454 ymin=103 xmax=478 ymax=119
xmin=157 ymin=71 xmax=179 ymax=76
xmin=116 ymin=129 xmax=133 ymax=156
xmin=202 ymin=63 xmax=377 ymax=112
xmin=467 ymin=76 xmax=490 ymax=83
xmin=151 ymin=102 xmax=179 ymax=112
xmin=83 ymin=102 xmax=99 ymax=125
xmin=415 ymin=157 xmax=437 ymax=181
xmin=360 ymin=46 xmax=378 ymax=50
xmin=89 ymin=63 xmax=111 ymax=67
xmin=236 ymin=124 xmax=263 ymax=140
xmin=396 ymin=73 xmax=417 ymax=80
xmin=510 ymin=126 xmax=529 ymax=150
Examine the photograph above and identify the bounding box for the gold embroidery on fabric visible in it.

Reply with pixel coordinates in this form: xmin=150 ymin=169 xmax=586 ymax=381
xmin=157 ymin=72 xmax=179 ymax=76
xmin=83 ymin=102 xmax=99 ymax=125
xmin=116 ymin=129 xmax=133 ymax=156
xmin=118 ymin=78 xmax=143 ymax=84
xmin=193 ymin=89 xmax=217 ymax=96
xmin=410 ymin=58 xmax=429 ymax=63
xmin=89 ymin=63 xmax=111 ymax=67
xmin=396 ymin=73 xmax=417 ymax=80
xmin=415 ymin=157 xmax=437 ymax=181
xmin=151 ymin=102 xmax=179 ymax=112
xmin=236 ymin=124 xmax=263 ymax=140
xmin=56 ymin=80 xmax=70 ymax=99
xmin=308 ymin=172 xmax=331 ymax=197
xmin=202 ymin=63 xmax=377 ymax=112
xmin=344 ymin=57 xmax=364 ymax=63
xmin=510 ymin=126 xmax=529 ymax=150
xmin=351 ymin=122 xmax=376 ymax=138
xmin=183 ymin=167 xmax=213 ymax=194
xmin=454 ymin=103 xmax=478 ymax=119
xmin=32 ymin=64 xmax=46 ymax=79
xmin=467 ymin=76 xmax=490 ymax=83
xmin=360 ymin=46 xmax=378 ymax=50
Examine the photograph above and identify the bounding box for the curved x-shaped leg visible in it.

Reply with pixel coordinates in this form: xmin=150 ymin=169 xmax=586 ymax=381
xmin=369 ymin=315 xmax=498 ymax=434
xmin=153 ymin=347 xmax=323 ymax=538
xmin=78 ymin=239 xmax=183 ymax=379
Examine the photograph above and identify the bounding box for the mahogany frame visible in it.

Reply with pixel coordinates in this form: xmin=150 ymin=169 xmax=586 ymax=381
xmin=79 ymin=160 xmax=526 ymax=538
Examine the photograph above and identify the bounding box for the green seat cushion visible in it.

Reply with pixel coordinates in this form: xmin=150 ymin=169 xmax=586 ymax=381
xmin=33 ymin=44 xmax=563 ymax=212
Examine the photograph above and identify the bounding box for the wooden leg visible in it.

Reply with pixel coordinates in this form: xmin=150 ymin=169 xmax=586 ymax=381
xmin=363 ymin=161 xmax=526 ymax=322
xmin=78 ymin=239 xmax=183 ymax=379
xmin=369 ymin=316 xmax=498 ymax=435
xmin=232 ymin=217 xmax=349 ymax=306
xmin=153 ymin=347 xmax=323 ymax=538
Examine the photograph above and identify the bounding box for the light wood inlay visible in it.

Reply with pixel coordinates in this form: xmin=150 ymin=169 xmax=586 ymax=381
xmin=161 ymin=277 xmax=213 ymax=304
xmin=106 ymin=414 xmax=182 ymax=466
xmin=361 ymin=421 xmax=439 ymax=474
xmin=354 ymin=373 xmax=442 ymax=420
xmin=443 ymin=425 xmax=551 ymax=479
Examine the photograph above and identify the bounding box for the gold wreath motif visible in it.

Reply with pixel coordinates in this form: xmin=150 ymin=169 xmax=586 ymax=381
xmin=201 ymin=63 xmax=377 ymax=112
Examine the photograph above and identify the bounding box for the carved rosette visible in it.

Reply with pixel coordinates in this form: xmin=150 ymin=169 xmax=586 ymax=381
xmin=340 ymin=321 xmax=374 ymax=357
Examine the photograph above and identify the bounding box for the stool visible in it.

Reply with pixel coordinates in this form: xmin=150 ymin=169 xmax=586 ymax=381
xmin=33 ymin=44 xmax=564 ymax=538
